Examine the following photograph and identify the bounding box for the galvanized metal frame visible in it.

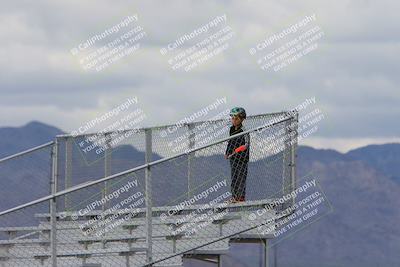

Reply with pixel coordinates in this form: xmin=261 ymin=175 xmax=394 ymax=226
xmin=264 ymin=239 xmax=269 ymax=267
xmin=290 ymin=112 xmax=298 ymax=207
xmin=64 ymin=137 xmax=72 ymax=210
xmin=50 ymin=139 xmax=59 ymax=267
xmin=145 ymin=128 xmax=153 ymax=264
xmin=282 ymin=112 xmax=291 ymax=197
xmin=187 ymin=123 xmax=195 ymax=199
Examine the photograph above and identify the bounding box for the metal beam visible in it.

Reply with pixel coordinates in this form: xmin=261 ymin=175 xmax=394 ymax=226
xmin=290 ymin=113 xmax=298 ymax=207
xmin=50 ymin=140 xmax=59 ymax=267
xmin=55 ymin=112 xmax=289 ymax=139
xmin=187 ymin=123 xmax=195 ymax=199
xmin=145 ymin=129 xmax=153 ymax=264
xmin=102 ymin=133 xmax=112 ymax=248
xmin=264 ymin=239 xmax=269 ymax=267
xmin=64 ymin=137 xmax=72 ymax=210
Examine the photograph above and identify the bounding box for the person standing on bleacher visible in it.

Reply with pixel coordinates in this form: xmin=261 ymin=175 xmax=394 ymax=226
xmin=224 ymin=107 xmax=250 ymax=203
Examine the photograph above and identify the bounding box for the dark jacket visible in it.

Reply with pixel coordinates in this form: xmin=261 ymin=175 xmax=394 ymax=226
xmin=225 ymin=124 xmax=250 ymax=162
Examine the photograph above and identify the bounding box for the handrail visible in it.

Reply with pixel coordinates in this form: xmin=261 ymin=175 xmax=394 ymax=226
xmin=0 ymin=141 xmax=54 ymax=164
xmin=55 ymin=111 xmax=289 ymax=138
xmin=0 ymin=114 xmax=294 ymax=217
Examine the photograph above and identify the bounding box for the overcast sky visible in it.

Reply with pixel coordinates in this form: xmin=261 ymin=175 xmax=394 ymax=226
xmin=0 ymin=0 xmax=399 ymax=152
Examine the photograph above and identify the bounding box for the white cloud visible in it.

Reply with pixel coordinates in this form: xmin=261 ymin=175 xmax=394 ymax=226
xmin=0 ymin=0 xmax=399 ymax=149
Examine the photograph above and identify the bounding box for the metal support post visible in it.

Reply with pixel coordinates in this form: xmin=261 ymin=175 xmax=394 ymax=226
xmin=64 ymin=137 xmax=72 ymax=211
xmin=290 ymin=112 xmax=298 ymax=206
xmin=145 ymin=129 xmax=153 ymax=264
xmin=282 ymin=112 xmax=291 ymax=201
xmin=50 ymin=139 xmax=59 ymax=267
xmin=101 ymin=133 xmax=112 ymax=248
xmin=103 ymin=133 xmax=112 ymax=211
xmin=264 ymin=239 xmax=269 ymax=267
xmin=187 ymin=123 xmax=195 ymax=199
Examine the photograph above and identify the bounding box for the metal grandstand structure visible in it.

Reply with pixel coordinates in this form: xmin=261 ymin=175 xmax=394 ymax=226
xmin=0 ymin=111 xmax=298 ymax=267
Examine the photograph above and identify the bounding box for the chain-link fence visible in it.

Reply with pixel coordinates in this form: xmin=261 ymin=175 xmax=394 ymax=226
xmin=0 ymin=111 xmax=298 ymax=267
xmin=55 ymin=113 xmax=291 ymax=208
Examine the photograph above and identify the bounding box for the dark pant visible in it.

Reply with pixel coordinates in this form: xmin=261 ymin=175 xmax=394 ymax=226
xmin=230 ymin=158 xmax=248 ymax=201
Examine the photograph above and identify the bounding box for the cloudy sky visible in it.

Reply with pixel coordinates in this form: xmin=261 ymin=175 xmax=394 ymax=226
xmin=0 ymin=0 xmax=399 ymax=152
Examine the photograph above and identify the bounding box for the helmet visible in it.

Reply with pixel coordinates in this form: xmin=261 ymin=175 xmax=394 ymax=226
xmin=229 ymin=107 xmax=246 ymax=119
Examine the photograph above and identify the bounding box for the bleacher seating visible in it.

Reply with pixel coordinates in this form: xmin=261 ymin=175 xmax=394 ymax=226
xmin=0 ymin=200 xmax=277 ymax=266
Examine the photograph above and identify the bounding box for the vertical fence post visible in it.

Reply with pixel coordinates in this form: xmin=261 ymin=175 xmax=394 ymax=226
xmin=102 ymin=133 xmax=112 ymax=248
xmin=264 ymin=239 xmax=269 ymax=267
xmin=104 ymin=133 xmax=112 ymax=211
xmin=64 ymin=137 xmax=72 ymax=211
xmin=290 ymin=112 xmax=298 ymax=206
xmin=145 ymin=129 xmax=153 ymax=264
xmin=50 ymin=138 xmax=59 ymax=267
xmin=187 ymin=123 xmax=195 ymax=199
xmin=282 ymin=112 xmax=291 ymax=198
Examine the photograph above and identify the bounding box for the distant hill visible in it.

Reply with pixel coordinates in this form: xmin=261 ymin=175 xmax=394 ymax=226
xmin=0 ymin=121 xmax=63 ymax=158
xmin=0 ymin=121 xmax=399 ymax=266
xmin=346 ymin=143 xmax=400 ymax=184
xmin=277 ymin=146 xmax=400 ymax=267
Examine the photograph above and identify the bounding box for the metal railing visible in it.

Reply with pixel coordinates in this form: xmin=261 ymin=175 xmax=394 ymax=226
xmin=0 ymin=111 xmax=298 ymax=267
xmin=54 ymin=112 xmax=290 ymax=197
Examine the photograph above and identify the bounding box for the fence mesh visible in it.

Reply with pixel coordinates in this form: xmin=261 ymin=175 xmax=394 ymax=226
xmin=56 ymin=113 xmax=289 ymax=199
xmin=56 ymin=130 xmax=147 ymax=213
